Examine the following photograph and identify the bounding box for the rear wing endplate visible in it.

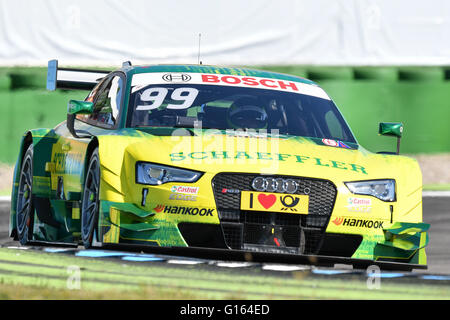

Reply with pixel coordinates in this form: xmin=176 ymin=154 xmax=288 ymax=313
xmin=46 ymin=60 xmax=112 ymax=91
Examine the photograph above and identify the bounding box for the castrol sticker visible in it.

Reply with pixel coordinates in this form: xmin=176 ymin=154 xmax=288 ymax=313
xmin=346 ymin=197 xmax=372 ymax=213
xmin=170 ymin=185 xmax=199 ymax=195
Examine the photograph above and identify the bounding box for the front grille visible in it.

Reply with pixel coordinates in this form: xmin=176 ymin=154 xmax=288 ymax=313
xmin=212 ymin=173 xmax=337 ymax=254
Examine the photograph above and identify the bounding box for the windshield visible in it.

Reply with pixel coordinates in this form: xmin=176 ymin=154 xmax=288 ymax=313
xmin=127 ymin=82 xmax=356 ymax=143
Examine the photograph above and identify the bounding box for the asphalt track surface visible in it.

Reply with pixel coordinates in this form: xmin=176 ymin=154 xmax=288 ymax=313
xmin=0 ymin=196 xmax=449 ymax=275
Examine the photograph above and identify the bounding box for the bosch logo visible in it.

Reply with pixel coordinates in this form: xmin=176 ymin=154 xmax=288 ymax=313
xmin=251 ymin=177 xmax=298 ymax=194
xmin=162 ymin=73 xmax=192 ymax=82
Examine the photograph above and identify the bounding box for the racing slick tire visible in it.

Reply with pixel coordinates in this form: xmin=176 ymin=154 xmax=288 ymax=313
xmin=81 ymin=148 xmax=101 ymax=249
xmin=16 ymin=144 xmax=35 ymax=245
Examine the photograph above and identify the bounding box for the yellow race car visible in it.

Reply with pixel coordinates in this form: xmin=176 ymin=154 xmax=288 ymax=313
xmin=9 ymin=60 xmax=429 ymax=270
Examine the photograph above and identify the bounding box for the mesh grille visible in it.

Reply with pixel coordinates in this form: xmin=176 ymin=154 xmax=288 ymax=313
xmin=212 ymin=173 xmax=337 ymax=254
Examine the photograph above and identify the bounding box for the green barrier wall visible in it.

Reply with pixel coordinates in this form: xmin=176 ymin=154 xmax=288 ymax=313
xmin=321 ymin=81 xmax=450 ymax=154
xmin=0 ymin=89 xmax=85 ymax=163
xmin=0 ymin=66 xmax=449 ymax=164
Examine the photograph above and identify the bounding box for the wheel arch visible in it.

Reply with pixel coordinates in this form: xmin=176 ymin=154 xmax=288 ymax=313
xmin=82 ymin=137 xmax=99 ymax=186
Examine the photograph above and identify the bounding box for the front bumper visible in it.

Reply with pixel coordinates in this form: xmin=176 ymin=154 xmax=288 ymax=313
xmin=96 ymin=170 xmax=428 ymax=270
xmin=97 ymin=198 xmax=428 ymax=271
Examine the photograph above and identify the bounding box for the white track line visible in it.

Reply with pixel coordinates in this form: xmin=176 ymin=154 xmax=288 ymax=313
xmin=167 ymin=259 xmax=205 ymax=265
xmin=215 ymin=262 xmax=255 ymax=268
xmin=422 ymin=191 xmax=450 ymax=197
xmin=0 ymin=196 xmax=11 ymax=202
xmin=262 ymin=264 xmax=310 ymax=272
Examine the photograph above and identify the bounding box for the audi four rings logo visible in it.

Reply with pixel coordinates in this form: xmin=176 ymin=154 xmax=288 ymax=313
xmin=251 ymin=177 xmax=299 ymax=193
xmin=162 ymin=73 xmax=192 ymax=82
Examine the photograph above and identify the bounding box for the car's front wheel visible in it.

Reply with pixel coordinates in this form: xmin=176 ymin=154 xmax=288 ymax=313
xmin=81 ymin=148 xmax=100 ymax=249
xmin=16 ymin=144 xmax=34 ymax=245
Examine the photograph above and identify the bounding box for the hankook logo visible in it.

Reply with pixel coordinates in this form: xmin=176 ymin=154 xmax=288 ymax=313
xmin=162 ymin=73 xmax=192 ymax=82
xmin=332 ymin=217 xmax=384 ymax=229
xmin=251 ymin=177 xmax=299 ymax=194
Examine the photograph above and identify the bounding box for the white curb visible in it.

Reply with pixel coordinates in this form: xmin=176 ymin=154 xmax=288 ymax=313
xmin=422 ymin=191 xmax=450 ymax=197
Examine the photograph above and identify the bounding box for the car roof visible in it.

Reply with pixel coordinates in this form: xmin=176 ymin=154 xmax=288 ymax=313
xmin=120 ymin=64 xmax=318 ymax=86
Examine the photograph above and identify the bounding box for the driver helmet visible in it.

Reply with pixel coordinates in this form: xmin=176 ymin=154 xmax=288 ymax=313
xmin=227 ymin=97 xmax=268 ymax=129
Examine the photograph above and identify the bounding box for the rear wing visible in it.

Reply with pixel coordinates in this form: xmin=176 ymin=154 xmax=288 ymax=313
xmin=46 ymin=59 xmax=112 ymax=91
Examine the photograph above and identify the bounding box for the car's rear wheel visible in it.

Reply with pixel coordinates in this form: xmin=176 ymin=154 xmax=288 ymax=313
xmin=81 ymin=148 xmax=100 ymax=249
xmin=16 ymin=144 xmax=34 ymax=245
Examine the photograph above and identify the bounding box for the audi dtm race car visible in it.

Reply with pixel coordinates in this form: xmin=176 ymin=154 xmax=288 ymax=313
xmin=9 ymin=60 xmax=429 ymax=270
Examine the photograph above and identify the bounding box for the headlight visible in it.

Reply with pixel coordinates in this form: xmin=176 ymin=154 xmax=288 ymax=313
xmin=345 ymin=179 xmax=396 ymax=202
xmin=136 ymin=162 xmax=202 ymax=185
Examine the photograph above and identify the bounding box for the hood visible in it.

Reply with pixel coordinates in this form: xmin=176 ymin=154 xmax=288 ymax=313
xmin=99 ymin=129 xmax=419 ymax=183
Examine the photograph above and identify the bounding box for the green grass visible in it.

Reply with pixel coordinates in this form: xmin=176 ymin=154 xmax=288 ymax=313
xmin=423 ymin=184 xmax=450 ymax=191
xmin=0 ymin=189 xmax=11 ymax=196
xmin=0 ymin=247 xmax=449 ymax=300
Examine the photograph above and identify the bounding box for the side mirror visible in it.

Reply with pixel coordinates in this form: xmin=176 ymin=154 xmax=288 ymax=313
xmin=68 ymin=100 xmax=94 ymax=115
xmin=67 ymin=100 xmax=94 ymax=138
xmin=378 ymin=122 xmax=403 ymax=155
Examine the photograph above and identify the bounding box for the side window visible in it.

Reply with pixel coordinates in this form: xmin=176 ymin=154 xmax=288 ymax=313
xmin=78 ymin=75 xmax=124 ymax=127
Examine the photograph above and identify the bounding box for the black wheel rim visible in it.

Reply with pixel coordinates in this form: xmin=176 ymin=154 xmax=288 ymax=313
xmin=82 ymin=155 xmax=100 ymax=245
xmin=16 ymin=154 xmax=32 ymax=242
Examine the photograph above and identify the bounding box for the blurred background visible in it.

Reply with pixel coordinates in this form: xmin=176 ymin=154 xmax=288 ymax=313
xmin=0 ymin=0 xmax=449 ymax=193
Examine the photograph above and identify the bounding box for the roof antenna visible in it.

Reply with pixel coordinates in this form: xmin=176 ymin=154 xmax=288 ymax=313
xmin=197 ymin=33 xmax=202 ymax=65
